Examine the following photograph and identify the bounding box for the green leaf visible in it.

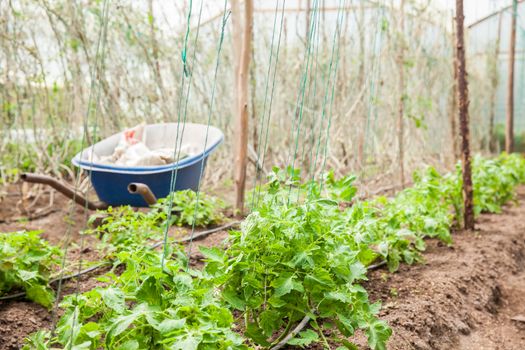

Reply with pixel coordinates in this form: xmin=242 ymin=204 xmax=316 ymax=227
xmin=341 ymin=340 xmax=359 ymax=350
xmin=199 ymin=246 xmax=226 ymax=262
xmin=26 ymin=284 xmax=54 ymax=309
xmin=117 ymin=340 xmax=139 ymax=350
xmin=267 ymin=295 xmax=287 ymax=308
xmin=157 ymin=319 xmax=186 ymax=334
xmin=287 ymin=329 xmax=319 ymax=346
xmin=245 ymin=322 xmax=270 ymax=346
xmin=304 ymin=269 xmax=334 ymax=288
xmin=366 ymin=320 xmax=392 ymax=350
xmin=170 ymin=333 xmax=202 ymax=350
xmin=259 ymin=310 xmax=281 ymax=336
xmin=80 ymin=322 xmax=101 ymax=339
xmin=336 ymin=312 xmax=356 ymax=336
xmin=70 ymin=341 xmax=92 ymax=349
xmin=327 ymin=291 xmax=353 ymax=304
xmin=136 ymin=276 xmax=162 ymax=306
xmin=18 ymin=270 xmax=39 ymax=282
xmin=272 ymin=275 xmax=303 ymax=297
xmin=349 ymin=262 xmax=367 ymax=282
xmin=106 ymin=313 xmax=139 ymax=344
xmin=56 ymin=306 xmax=82 ymax=345
xmin=222 ymin=288 xmax=246 ymax=310
xmin=100 ymin=287 xmax=126 ymax=313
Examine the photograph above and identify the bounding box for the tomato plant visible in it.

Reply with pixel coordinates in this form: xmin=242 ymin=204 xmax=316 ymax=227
xmin=204 ymin=170 xmax=391 ymax=349
xmin=0 ymin=230 xmax=62 ymax=308
xmin=152 ymin=189 xmax=225 ymax=228
xmin=87 ymin=190 xmax=225 ymax=257
xmin=22 ymin=154 xmax=525 ymax=349
xmin=24 ymin=249 xmax=249 ymax=350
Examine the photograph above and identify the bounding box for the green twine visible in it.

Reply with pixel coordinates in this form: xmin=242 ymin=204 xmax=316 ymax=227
xmin=300 ymin=0 xmax=323 ymax=194
xmin=160 ymin=0 xmax=203 ymax=269
xmin=286 ymin=0 xmax=320 ymax=204
xmin=364 ymin=2 xmax=386 ymax=163
xmin=52 ymin=0 xmax=111 ymax=342
xmin=249 ymin=0 xmax=285 ymax=211
xmin=185 ymin=0 xmax=230 ymax=266
xmin=181 ymin=0 xmax=194 ymax=78
xmin=309 ymin=0 xmax=346 ymax=189
xmin=310 ymin=0 xmax=346 ymax=193
xmin=318 ymin=0 xmax=346 ymax=191
xmin=253 ymin=0 xmax=287 ymax=209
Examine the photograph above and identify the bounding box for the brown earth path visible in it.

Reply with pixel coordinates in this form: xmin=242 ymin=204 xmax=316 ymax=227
xmin=359 ymin=186 xmax=525 ymax=349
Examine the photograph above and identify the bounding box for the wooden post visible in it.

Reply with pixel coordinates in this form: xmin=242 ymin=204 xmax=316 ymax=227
xmin=397 ymin=0 xmax=406 ymax=187
xmin=489 ymin=12 xmax=503 ymax=153
xmin=505 ymin=0 xmax=518 ymax=153
xmin=455 ymin=0 xmax=475 ymax=230
xmin=305 ymin=0 xmax=311 ymax=41
xmin=449 ymin=12 xmax=459 ymax=165
xmin=231 ymin=0 xmax=242 ymax=124
xmin=234 ymin=0 xmax=253 ymax=213
xmin=356 ymin=1 xmax=366 ymax=168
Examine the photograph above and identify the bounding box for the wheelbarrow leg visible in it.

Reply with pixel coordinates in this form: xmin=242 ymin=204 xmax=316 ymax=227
xmin=21 ymin=173 xmax=109 ymax=211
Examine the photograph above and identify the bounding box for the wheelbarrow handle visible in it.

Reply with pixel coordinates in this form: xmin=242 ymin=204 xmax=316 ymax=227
xmin=127 ymin=183 xmax=157 ymax=206
xmin=21 ymin=173 xmax=109 ymax=211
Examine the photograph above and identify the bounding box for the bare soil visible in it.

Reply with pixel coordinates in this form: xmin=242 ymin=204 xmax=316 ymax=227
xmin=1 ymin=184 xmax=525 ymax=349
xmin=0 ymin=183 xmax=87 ymax=244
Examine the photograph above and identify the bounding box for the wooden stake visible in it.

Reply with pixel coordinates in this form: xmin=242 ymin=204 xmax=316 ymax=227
xmin=505 ymin=0 xmax=518 ymax=153
xmin=234 ymin=0 xmax=253 ymax=213
xmin=356 ymin=1 xmax=366 ymax=168
xmin=231 ymin=0 xmax=242 ymax=125
xmin=397 ymin=0 xmax=406 ymax=187
xmin=455 ymin=0 xmax=474 ymax=230
xmin=489 ymin=12 xmax=503 ymax=153
xmin=305 ymin=0 xmax=311 ymax=42
xmin=449 ymin=11 xmax=459 ymax=165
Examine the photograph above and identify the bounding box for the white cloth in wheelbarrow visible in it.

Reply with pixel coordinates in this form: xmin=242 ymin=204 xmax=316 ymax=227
xmin=92 ymin=123 xmax=193 ymax=167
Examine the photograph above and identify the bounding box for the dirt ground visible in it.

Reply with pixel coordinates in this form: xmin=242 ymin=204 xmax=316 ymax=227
xmin=355 ymin=186 xmax=525 ymax=350
xmin=1 ymin=184 xmax=525 ymax=349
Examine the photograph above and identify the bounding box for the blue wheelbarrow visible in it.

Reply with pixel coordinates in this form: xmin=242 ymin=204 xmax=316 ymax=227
xmin=22 ymin=123 xmax=223 ymax=208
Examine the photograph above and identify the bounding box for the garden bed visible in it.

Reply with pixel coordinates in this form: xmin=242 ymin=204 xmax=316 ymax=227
xmin=356 ymin=186 xmax=525 ymax=350
xmin=2 ymin=188 xmax=525 ymax=349
xmin=1 ymin=156 xmax=525 ymax=350
xmin=0 ymin=185 xmax=232 ymax=350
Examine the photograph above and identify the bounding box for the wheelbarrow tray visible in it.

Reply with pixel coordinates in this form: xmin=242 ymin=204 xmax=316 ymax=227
xmin=72 ymin=123 xmax=223 ymax=207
